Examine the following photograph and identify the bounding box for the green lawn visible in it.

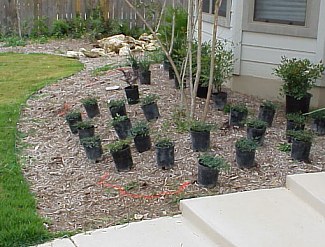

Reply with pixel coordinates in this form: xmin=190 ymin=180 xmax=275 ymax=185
xmin=0 ymin=53 xmax=83 ymax=247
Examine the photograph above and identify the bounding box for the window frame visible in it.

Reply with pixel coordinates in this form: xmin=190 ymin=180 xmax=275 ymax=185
xmin=242 ymin=0 xmax=320 ymax=38
xmin=202 ymin=0 xmax=232 ymax=28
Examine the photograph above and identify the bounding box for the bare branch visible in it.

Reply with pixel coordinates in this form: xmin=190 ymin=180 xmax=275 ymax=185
xmin=202 ymin=0 xmax=222 ymax=121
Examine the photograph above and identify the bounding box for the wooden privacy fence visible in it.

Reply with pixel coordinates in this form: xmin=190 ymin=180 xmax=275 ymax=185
xmin=0 ymin=0 xmax=187 ymax=36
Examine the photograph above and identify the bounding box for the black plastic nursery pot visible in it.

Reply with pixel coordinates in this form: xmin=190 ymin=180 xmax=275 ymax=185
xmin=114 ymin=118 xmax=132 ymax=139
xmin=134 ymin=135 xmax=152 ymax=153
xmin=124 ymin=85 xmax=139 ymax=105
xmin=197 ymin=162 xmax=219 ymax=188
xmin=286 ymin=121 xmax=305 ymax=142
xmin=83 ymin=143 xmax=103 ymax=161
xmin=78 ymin=126 xmax=95 ymax=140
xmin=66 ymin=114 xmax=82 ymax=134
xmin=174 ymin=77 xmax=187 ymax=89
xmin=139 ymin=70 xmax=151 ymax=85
xmin=235 ymin=147 xmax=256 ymax=169
xmin=196 ymin=85 xmax=208 ymax=99
xmin=84 ymin=103 xmax=100 ymax=118
xmin=111 ymin=145 xmax=134 ymax=172
xmin=141 ymin=102 xmax=160 ymax=121
xmin=163 ymin=60 xmax=170 ymax=71
xmin=291 ymin=139 xmax=312 ymax=162
xmin=109 ymin=105 xmax=127 ymax=118
xmin=168 ymin=66 xmax=175 ymax=79
xmin=247 ymin=127 xmax=266 ymax=146
xmin=229 ymin=110 xmax=247 ymax=127
xmin=286 ymin=93 xmax=312 ymax=114
xmin=211 ymin=92 xmax=227 ymax=111
xmin=190 ymin=130 xmax=210 ymax=152
xmin=312 ymin=118 xmax=325 ymax=136
xmin=156 ymin=143 xmax=175 ymax=169
xmin=258 ymin=106 xmax=275 ymax=127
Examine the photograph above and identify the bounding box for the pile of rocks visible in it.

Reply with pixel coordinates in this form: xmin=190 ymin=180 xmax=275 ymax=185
xmin=66 ymin=33 xmax=160 ymax=59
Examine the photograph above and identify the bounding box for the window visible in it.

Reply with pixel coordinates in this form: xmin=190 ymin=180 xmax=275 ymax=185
xmin=243 ymin=0 xmax=321 ymax=38
xmin=203 ymin=0 xmax=227 ymax=17
xmin=254 ymin=0 xmax=307 ymax=26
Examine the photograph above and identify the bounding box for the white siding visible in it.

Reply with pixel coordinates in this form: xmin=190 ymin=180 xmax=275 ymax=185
xmin=240 ymin=31 xmax=317 ymax=79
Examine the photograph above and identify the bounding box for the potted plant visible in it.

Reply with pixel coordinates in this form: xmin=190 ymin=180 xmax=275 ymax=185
xmin=138 ymin=55 xmax=152 ymax=85
xmin=273 ymin=56 xmax=324 ymax=114
xmin=108 ymin=99 xmax=127 ymax=118
xmin=141 ymin=94 xmax=160 ymax=121
xmin=286 ymin=113 xmax=306 ymax=142
xmin=229 ymin=103 xmax=248 ymax=127
xmin=130 ymin=121 xmax=152 ymax=153
xmin=246 ymin=118 xmax=268 ymax=146
xmin=211 ymin=40 xmax=234 ymax=111
xmin=287 ymin=130 xmax=313 ymax=162
xmin=80 ymin=135 xmax=103 ymax=161
xmin=258 ymin=100 xmax=277 ymax=127
xmin=155 ymin=137 xmax=175 ymax=169
xmin=189 ymin=120 xmax=213 ymax=152
xmin=127 ymin=52 xmax=140 ymax=76
xmin=65 ymin=110 xmax=82 ymax=134
xmin=235 ymin=137 xmax=258 ymax=169
xmin=119 ymin=68 xmax=139 ymax=105
xmin=198 ymin=153 xmax=228 ymax=188
xmin=111 ymin=115 xmax=132 ymax=139
xmin=81 ymin=97 xmax=100 ymax=118
xmin=107 ymin=139 xmax=133 ymax=172
xmin=75 ymin=120 xmax=95 ymax=140
xmin=309 ymin=109 xmax=325 ymax=135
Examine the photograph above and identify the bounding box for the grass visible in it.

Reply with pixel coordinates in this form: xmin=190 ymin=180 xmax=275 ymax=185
xmin=0 ymin=53 xmax=83 ymax=247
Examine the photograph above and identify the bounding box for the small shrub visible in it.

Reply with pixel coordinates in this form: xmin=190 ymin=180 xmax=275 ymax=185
xmin=189 ymin=120 xmax=214 ymax=132
xmin=65 ymin=110 xmax=81 ymax=121
xmin=246 ymin=118 xmax=267 ymax=129
xmin=75 ymin=120 xmax=93 ymax=129
xmin=107 ymin=139 xmax=130 ymax=153
xmin=130 ymin=121 xmax=150 ymax=137
xmin=108 ymin=99 xmax=125 ymax=108
xmin=80 ymin=135 xmax=101 ymax=148
xmin=231 ymin=103 xmax=248 ymax=114
xmin=155 ymin=138 xmax=174 ymax=148
xmin=111 ymin=115 xmax=129 ymax=127
xmin=52 ymin=19 xmax=70 ymax=37
xmin=199 ymin=153 xmax=229 ymax=170
xmin=287 ymin=130 xmax=313 ymax=143
xmin=260 ymin=100 xmax=277 ymax=110
xmin=286 ymin=113 xmax=306 ymax=125
xmin=81 ymin=97 xmax=98 ymax=106
xmin=235 ymin=138 xmax=258 ymax=152
xmin=141 ymin=94 xmax=159 ymax=106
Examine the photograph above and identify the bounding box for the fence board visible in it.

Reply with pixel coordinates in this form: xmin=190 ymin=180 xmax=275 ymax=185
xmin=0 ymin=0 xmax=187 ymax=36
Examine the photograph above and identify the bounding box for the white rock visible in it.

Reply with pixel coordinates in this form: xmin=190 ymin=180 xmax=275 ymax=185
xmin=105 ymin=86 xmax=120 ymax=91
xmin=119 ymin=46 xmax=131 ymax=56
xmin=66 ymin=51 xmax=84 ymax=58
xmin=91 ymin=48 xmax=106 ymax=56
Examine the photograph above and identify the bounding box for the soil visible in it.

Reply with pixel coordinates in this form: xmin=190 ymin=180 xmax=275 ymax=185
xmin=2 ymin=39 xmax=325 ymax=232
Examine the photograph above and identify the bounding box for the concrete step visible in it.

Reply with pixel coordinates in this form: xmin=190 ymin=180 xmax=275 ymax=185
xmin=38 ymin=215 xmax=219 ymax=247
xmin=180 ymin=188 xmax=325 ymax=247
xmin=286 ymin=172 xmax=325 ymax=217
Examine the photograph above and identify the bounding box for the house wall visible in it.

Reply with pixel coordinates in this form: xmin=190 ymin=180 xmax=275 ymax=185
xmin=201 ymin=0 xmax=325 ymax=108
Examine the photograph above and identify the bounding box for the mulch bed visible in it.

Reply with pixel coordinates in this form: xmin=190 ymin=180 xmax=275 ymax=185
xmin=3 ymin=39 xmax=324 ymax=232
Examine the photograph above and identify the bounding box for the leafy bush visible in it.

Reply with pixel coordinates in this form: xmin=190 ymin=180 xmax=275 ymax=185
xmin=52 ymin=19 xmax=70 ymax=37
xmin=107 ymin=139 xmax=130 ymax=153
xmin=130 ymin=121 xmax=150 ymax=137
xmin=246 ymin=118 xmax=267 ymax=129
xmin=235 ymin=138 xmax=258 ymax=152
xmin=189 ymin=120 xmax=214 ymax=132
xmin=199 ymin=153 xmax=229 ymax=170
xmin=141 ymin=94 xmax=159 ymax=106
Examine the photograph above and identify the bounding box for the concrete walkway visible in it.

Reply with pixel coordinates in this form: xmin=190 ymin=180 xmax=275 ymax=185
xmin=37 ymin=172 xmax=325 ymax=247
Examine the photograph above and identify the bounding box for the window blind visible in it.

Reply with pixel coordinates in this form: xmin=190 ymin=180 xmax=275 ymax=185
xmin=254 ymin=0 xmax=307 ymax=26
